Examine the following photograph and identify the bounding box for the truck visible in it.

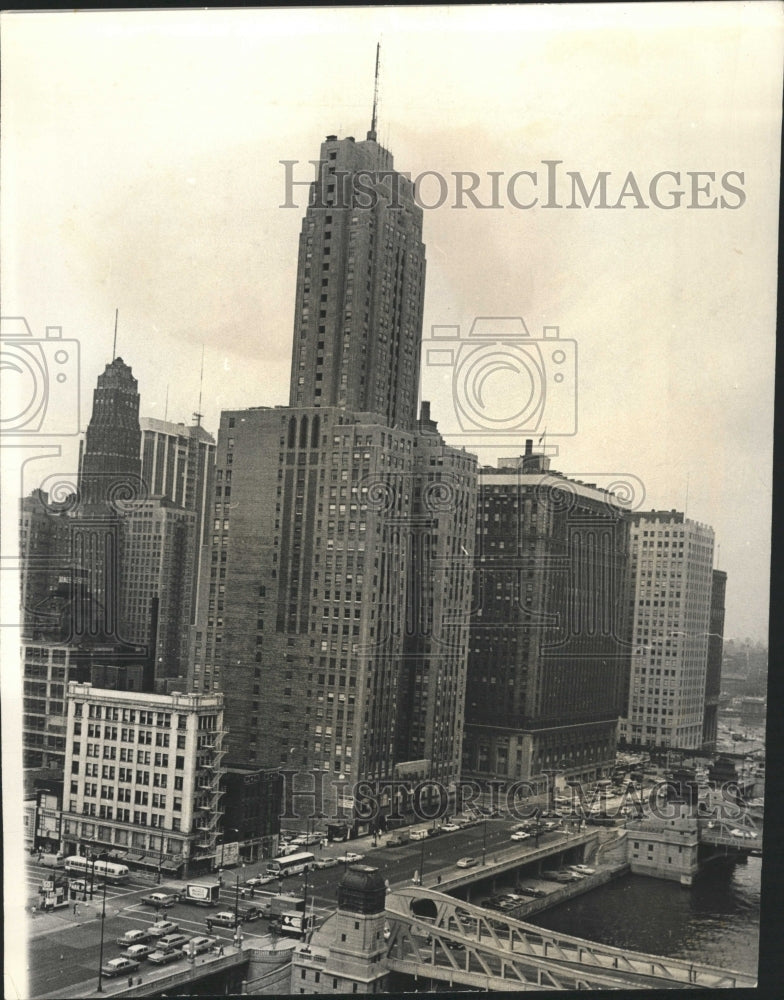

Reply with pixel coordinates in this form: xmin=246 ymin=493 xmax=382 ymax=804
xmin=182 ymin=882 xmax=220 ymax=907
xmin=268 ymin=893 xmax=305 ymax=918
xmin=385 ymin=830 xmax=410 ymax=847
xmin=278 ymin=911 xmax=316 ymax=937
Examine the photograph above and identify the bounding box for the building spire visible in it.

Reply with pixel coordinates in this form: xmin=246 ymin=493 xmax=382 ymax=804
xmin=368 ymin=41 xmax=381 ymax=141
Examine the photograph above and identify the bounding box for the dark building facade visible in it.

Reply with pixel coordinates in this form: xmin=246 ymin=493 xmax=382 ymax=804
xmin=702 ymin=568 xmax=727 ymax=750
xmin=462 ymin=445 xmax=632 ymax=786
xmin=221 ymin=766 xmax=283 ymax=862
xmin=78 ymin=357 xmax=142 ymax=507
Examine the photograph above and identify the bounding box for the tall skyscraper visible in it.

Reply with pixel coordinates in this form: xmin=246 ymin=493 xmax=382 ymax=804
xmin=78 ymin=357 xmax=142 ymax=506
xmin=462 ymin=444 xmax=631 ymax=786
xmin=620 ymin=510 xmax=715 ymax=750
xmin=192 ymin=120 xmax=476 ymax=820
xmin=288 ymin=133 xmax=425 ymax=432
xmin=140 ymin=417 xmax=216 ymax=620
xmin=702 ymin=568 xmax=727 ymax=751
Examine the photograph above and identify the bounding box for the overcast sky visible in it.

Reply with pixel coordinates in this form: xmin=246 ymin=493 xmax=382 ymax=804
xmin=2 ymin=4 xmax=781 ymax=642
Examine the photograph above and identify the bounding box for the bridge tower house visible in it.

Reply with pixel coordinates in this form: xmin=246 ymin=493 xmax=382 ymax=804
xmin=291 ymin=865 xmax=388 ymax=994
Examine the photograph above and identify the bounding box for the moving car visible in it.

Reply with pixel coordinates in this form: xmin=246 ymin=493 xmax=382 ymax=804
xmin=511 ymin=831 xmax=531 ymax=841
xmin=313 ymin=857 xmax=339 ymax=870
xmin=101 ymin=957 xmax=140 ymax=977
xmin=147 ymin=919 xmax=179 ymax=938
xmin=183 ymin=936 xmax=216 ymax=956
xmin=729 ymin=828 xmax=757 ymax=839
xmin=210 ymin=910 xmax=242 ymax=928
xmin=237 ymin=905 xmax=264 ymax=922
xmin=141 ymin=891 xmax=180 ymax=908
xmin=338 ymin=852 xmax=364 ymax=864
xmin=147 ymin=948 xmax=184 ymax=966
xmin=456 ymin=857 xmax=478 ymax=868
xmin=246 ymin=874 xmax=278 ymax=887
xmin=116 ymin=928 xmax=151 ymax=947
xmin=125 ymin=944 xmax=155 ymax=961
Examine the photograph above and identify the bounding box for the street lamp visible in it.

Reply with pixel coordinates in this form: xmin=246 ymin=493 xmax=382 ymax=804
xmin=481 ymin=816 xmax=488 ymax=866
xmin=233 ymin=862 xmax=247 ymax=932
xmin=301 ymin=867 xmax=310 ymax=941
xmin=95 ymin=853 xmax=109 ymax=992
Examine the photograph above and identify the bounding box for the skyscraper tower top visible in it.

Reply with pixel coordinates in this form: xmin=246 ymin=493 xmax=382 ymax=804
xmin=78 ymin=356 xmax=142 ymax=506
xmin=288 ymin=128 xmax=426 ymax=432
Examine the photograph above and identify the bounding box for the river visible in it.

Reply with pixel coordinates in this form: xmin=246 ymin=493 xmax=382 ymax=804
xmin=527 ymin=855 xmax=761 ymax=977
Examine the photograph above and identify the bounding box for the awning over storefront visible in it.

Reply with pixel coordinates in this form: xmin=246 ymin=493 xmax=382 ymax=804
xmin=124 ymin=850 xmax=144 ymax=862
xmin=107 ymin=850 xmax=128 ymax=861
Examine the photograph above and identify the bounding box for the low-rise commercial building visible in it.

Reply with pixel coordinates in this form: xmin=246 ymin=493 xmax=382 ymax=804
xmin=60 ymin=683 xmax=225 ymax=877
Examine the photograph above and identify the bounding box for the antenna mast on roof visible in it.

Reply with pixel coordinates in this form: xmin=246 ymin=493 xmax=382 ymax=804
xmin=368 ymin=40 xmax=381 ymax=141
xmin=112 ymin=308 xmax=118 ymax=361
xmin=193 ymin=344 xmax=205 ymax=427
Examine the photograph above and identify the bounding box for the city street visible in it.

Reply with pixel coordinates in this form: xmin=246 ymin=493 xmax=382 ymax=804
xmin=26 ymin=818 xmax=574 ymax=996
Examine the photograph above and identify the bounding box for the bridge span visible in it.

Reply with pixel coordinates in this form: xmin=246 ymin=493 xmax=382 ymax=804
xmin=385 ymin=886 xmax=756 ymax=991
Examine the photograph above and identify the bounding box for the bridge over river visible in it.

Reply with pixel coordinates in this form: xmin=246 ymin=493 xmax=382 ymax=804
xmin=385 ymin=886 xmax=757 ymax=990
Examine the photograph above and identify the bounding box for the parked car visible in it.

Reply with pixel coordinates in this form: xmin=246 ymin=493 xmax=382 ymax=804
xmin=147 ymin=948 xmax=184 ymax=965
xmin=569 ymin=864 xmax=596 ymax=875
xmin=541 ymin=870 xmax=562 ymax=880
xmin=116 ymin=928 xmax=151 ymax=947
xmin=730 ymin=828 xmax=757 ymax=839
xmin=183 ymin=936 xmax=216 ymax=956
xmin=440 ymin=823 xmax=460 ymax=833
xmin=156 ymin=933 xmax=192 ymax=953
xmin=125 ymin=944 xmax=155 ymax=961
xmin=101 ymin=957 xmax=140 ymax=977
xmin=410 ymin=830 xmax=429 ymax=841
xmin=141 ymin=891 xmax=180 ymax=909
xmin=456 ymin=857 xmax=477 ymax=869
xmin=313 ymin=857 xmax=339 ymax=870
xmin=147 ymin=919 xmax=179 ymax=939
xmin=511 ymin=831 xmax=531 ymax=841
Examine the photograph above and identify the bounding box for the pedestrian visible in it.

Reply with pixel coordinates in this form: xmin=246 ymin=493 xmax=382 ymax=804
xmin=250 ymin=887 xmax=255 ymax=899
xmin=73 ymin=903 xmax=78 ymax=916
xmin=219 ymin=945 xmax=224 ymax=956
xmin=207 ymin=918 xmax=213 ymax=932
xmin=437 ymin=875 xmax=442 ymax=884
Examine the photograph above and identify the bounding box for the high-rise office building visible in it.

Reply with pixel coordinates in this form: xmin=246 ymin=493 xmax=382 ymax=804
xmin=288 ymin=132 xmax=425 ymax=432
xmin=192 ymin=123 xmax=476 ymax=816
xmin=119 ymin=497 xmax=196 ymax=688
xmin=620 ymin=510 xmax=715 ymax=750
xmin=140 ymin=417 xmax=216 ymax=619
xmin=78 ymin=357 xmax=142 ymax=507
xmin=702 ymin=568 xmax=727 ymax=751
xmin=462 ymin=444 xmax=632 ymax=786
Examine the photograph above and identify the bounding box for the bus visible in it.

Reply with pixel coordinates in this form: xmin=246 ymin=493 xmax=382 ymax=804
xmin=266 ymin=852 xmax=315 ymax=878
xmin=64 ymin=855 xmax=130 ymax=884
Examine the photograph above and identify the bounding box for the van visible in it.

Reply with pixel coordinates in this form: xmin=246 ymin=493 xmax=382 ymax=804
xmin=39 ymin=853 xmax=64 ymax=869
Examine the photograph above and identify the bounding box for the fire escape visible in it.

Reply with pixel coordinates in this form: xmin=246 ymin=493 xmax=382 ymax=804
xmin=191 ymin=725 xmax=226 ymax=865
